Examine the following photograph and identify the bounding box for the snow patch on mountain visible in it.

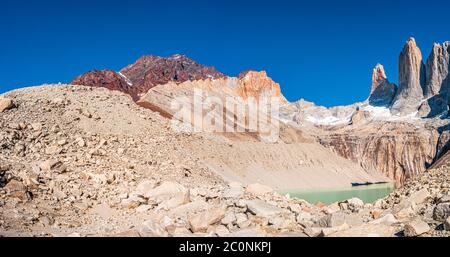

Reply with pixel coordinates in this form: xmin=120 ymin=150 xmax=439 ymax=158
xmin=305 ymin=114 xmax=352 ymax=126
xmin=360 ymin=105 xmax=392 ymax=119
xmin=118 ymin=72 xmax=133 ymax=86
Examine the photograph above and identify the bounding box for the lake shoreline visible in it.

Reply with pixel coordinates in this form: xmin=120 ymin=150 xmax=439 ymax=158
xmin=282 ymin=183 xmax=395 ymax=204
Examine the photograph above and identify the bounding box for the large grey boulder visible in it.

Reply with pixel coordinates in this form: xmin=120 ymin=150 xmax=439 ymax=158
xmin=408 ymin=188 xmax=430 ymax=205
xmin=369 ymin=214 xmax=399 ymax=226
xmin=139 ymin=219 xmax=168 ymax=237
xmin=444 ymin=216 xmax=450 ymax=231
xmin=0 ymin=96 xmax=13 ymax=112
xmin=433 ymin=202 xmax=450 ymax=222
xmin=328 ymin=224 xmax=396 ymax=237
xmin=245 ymin=199 xmax=284 ymax=218
xmin=404 ymin=219 xmax=430 ymax=237
xmin=144 ymin=181 xmax=190 ymax=209
xmin=188 ymin=206 xmax=226 ymax=233
xmin=317 ymin=211 xmax=363 ymax=228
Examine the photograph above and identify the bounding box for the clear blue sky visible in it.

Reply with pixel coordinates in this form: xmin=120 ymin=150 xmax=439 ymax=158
xmin=1 ymin=0 xmax=449 ymax=106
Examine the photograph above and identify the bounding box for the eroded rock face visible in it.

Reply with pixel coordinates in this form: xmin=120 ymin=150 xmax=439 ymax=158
xmin=391 ymin=38 xmax=426 ymax=115
xmin=425 ymin=42 xmax=450 ymax=97
xmin=137 ymin=70 xmax=287 ymax=137
xmin=368 ymin=64 xmax=397 ymax=107
xmin=421 ymin=42 xmax=450 ymax=117
xmin=318 ymin=122 xmax=440 ymax=186
xmin=236 ymin=71 xmax=285 ymax=101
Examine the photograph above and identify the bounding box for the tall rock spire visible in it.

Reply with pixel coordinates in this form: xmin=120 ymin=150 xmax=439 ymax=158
xmin=371 ymin=64 xmax=388 ymax=91
xmin=425 ymin=42 xmax=450 ymax=97
xmin=418 ymin=42 xmax=450 ymax=117
xmin=391 ymin=37 xmax=426 ymax=115
xmin=368 ymin=64 xmax=397 ymax=106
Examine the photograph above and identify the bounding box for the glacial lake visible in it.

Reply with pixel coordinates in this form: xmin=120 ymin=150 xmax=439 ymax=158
xmin=284 ymin=183 xmax=395 ymax=205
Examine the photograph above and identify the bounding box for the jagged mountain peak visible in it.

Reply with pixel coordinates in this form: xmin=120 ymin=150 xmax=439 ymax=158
xmin=72 ymin=54 xmax=225 ymax=100
xmin=371 ymin=64 xmax=387 ymax=89
xmin=432 ymin=41 xmax=450 ymax=49
xmin=235 ymin=70 xmax=285 ymax=100
xmin=238 ymin=70 xmax=267 ymax=78
xmin=402 ymin=37 xmax=420 ymax=53
xmin=71 ymin=38 xmax=450 ymax=119
xmin=369 ymin=64 xmax=397 ymax=107
xmin=406 ymin=37 xmax=417 ymax=46
xmin=132 ymin=54 xmax=205 ymax=65
xmin=390 ymin=37 xmax=426 ymax=115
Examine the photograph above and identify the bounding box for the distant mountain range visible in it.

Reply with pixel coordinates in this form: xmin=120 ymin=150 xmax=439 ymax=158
xmin=70 ymin=37 xmax=450 ymax=186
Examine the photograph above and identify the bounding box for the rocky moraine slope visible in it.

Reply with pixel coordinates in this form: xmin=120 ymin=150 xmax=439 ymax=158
xmin=1 ymin=85 xmax=449 ymax=237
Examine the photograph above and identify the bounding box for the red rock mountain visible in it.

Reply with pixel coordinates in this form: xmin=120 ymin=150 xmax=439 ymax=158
xmin=71 ymin=54 xmax=225 ymax=101
xmin=71 ymin=69 xmax=131 ymax=94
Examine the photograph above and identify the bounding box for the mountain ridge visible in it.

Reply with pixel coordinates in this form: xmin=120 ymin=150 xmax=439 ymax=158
xmin=71 ymin=37 xmax=450 ymax=119
xmin=72 ymin=54 xmax=225 ymax=101
xmin=69 ymin=37 xmax=450 ymax=186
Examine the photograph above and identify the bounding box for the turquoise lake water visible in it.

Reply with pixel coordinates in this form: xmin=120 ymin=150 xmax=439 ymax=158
xmin=284 ymin=183 xmax=394 ymax=204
